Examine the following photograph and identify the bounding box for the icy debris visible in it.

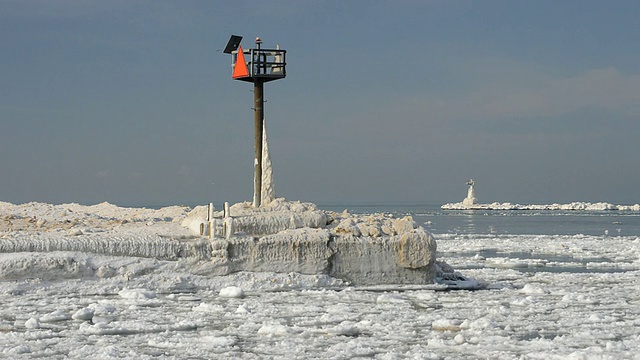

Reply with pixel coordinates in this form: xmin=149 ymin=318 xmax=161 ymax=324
xmin=586 ymin=314 xmax=617 ymax=323
xmin=40 ymin=310 xmax=71 ymax=323
xmin=72 ymin=308 xmax=95 ymax=321
xmin=410 ymin=292 xmax=440 ymax=309
xmin=393 ymin=216 xmax=417 ymax=234
xmin=327 ymin=323 xmax=360 ymax=336
xmin=6 ymin=345 xmax=31 ymax=355
xmin=510 ymin=297 xmax=534 ymax=307
xmin=519 ymin=284 xmax=549 ymax=295
xmin=334 ymin=218 xmax=361 ymax=236
xmin=236 ymin=304 xmax=251 ymax=313
xmin=376 ymin=293 xmax=407 ymax=304
xmin=68 ymin=228 xmax=83 ymax=236
xmin=24 ymin=317 xmax=40 ymax=329
xmin=486 ymin=258 xmax=530 ymax=268
xmin=205 ymin=336 xmax=237 ymax=348
xmin=257 ymin=323 xmax=295 ymax=336
xmin=435 ymin=259 xmax=480 ymax=289
xmin=118 ymin=288 xmax=157 ymax=300
xmin=88 ymin=303 xmax=117 ymax=315
xmin=327 ymin=212 xmax=418 ymax=238
xmin=192 ymin=303 xmax=224 ymax=313
xmin=219 ymin=286 xmax=245 ymax=299
xmin=96 ymin=265 xmax=117 ymax=278
xmin=432 ymin=319 xmax=463 ymax=332
xmin=560 ymin=293 xmax=599 ymax=304
xmin=465 ymin=317 xmax=500 ymax=330
xmin=78 ymin=320 xmax=197 ymax=336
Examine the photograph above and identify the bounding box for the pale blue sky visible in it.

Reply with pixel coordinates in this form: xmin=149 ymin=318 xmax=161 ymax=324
xmin=2 ymin=0 xmax=639 ymax=206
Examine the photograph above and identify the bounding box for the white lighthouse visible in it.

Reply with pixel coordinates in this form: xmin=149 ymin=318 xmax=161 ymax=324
xmin=462 ymin=179 xmax=478 ymax=207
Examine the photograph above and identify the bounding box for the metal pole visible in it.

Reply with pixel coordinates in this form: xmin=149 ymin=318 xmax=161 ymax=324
xmin=253 ymin=79 xmax=264 ymax=208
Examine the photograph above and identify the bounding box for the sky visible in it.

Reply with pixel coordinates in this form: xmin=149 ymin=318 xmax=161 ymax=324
xmin=2 ymin=0 xmax=640 ymax=207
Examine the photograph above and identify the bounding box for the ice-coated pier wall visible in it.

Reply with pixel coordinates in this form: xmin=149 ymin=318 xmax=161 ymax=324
xmin=0 ymin=200 xmax=438 ymax=285
xmin=0 ymin=227 xmax=437 ymax=286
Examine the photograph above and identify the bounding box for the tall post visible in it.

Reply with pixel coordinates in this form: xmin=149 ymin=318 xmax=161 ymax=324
xmin=224 ymin=35 xmax=285 ymax=208
xmin=253 ymin=80 xmax=264 ymax=208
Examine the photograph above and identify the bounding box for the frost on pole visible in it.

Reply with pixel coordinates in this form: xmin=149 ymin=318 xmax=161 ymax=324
xmin=224 ymin=35 xmax=286 ymax=208
xmin=261 ymin=120 xmax=276 ymax=205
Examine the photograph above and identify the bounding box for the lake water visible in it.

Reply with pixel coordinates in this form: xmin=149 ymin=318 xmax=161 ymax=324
xmin=319 ymin=203 xmax=640 ymax=237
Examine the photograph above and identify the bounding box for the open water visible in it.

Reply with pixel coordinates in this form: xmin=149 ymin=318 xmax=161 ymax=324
xmin=320 ymin=203 xmax=640 ymax=237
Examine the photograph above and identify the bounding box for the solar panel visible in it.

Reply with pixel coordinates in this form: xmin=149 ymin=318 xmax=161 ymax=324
xmin=223 ymin=35 xmax=243 ymax=54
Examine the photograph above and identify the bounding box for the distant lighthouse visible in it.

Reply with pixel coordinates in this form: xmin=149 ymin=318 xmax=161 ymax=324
xmin=463 ymin=179 xmax=478 ymax=207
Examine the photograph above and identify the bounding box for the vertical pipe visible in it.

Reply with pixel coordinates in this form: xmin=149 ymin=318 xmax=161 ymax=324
xmin=223 ymin=202 xmax=231 ymax=238
xmin=208 ymin=203 xmax=214 ymax=239
xmin=253 ymin=80 xmax=264 ymax=208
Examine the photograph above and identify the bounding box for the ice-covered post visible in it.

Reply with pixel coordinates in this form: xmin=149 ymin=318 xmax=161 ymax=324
xmin=223 ymin=35 xmax=286 ymax=208
xmin=223 ymin=202 xmax=233 ymax=239
xmin=208 ymin=203 xmax=214 ymax=239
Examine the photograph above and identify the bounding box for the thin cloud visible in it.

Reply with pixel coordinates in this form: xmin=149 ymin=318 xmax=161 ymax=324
xmin=396 ymin=62 xmax=640 ymax=127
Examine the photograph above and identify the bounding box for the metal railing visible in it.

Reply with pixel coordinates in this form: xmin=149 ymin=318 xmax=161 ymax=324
xmin=232 ymin=48 xmax=286 ymax=81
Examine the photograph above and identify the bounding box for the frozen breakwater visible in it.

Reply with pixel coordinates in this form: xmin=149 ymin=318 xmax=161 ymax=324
xmin=0 ymin=199 xmax=454 ymax=286
xmin=442 ymin=201 xmax=640 ymax=211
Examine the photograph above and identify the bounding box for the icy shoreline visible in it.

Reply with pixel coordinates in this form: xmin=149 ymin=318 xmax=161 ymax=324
xmin=442 ymin=201 xmax=640 ymax=211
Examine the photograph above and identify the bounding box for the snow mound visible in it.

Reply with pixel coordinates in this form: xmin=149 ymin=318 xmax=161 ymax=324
xmin=219 ymin=286 xmax=245 ymax=298
xmin=0 ymin=201 xmax=191 ymax=233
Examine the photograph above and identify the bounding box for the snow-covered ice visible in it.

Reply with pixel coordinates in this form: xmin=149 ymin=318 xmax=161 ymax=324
xmin=1 ymin=201 xmax=639 ymax=358
xmin=219 ymin=286 xmax=245 ymax=299
xmin=443 ymin=201 xmax=640 ymax=211
xmin=442 ymin=181 xmax=640 ymax=211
